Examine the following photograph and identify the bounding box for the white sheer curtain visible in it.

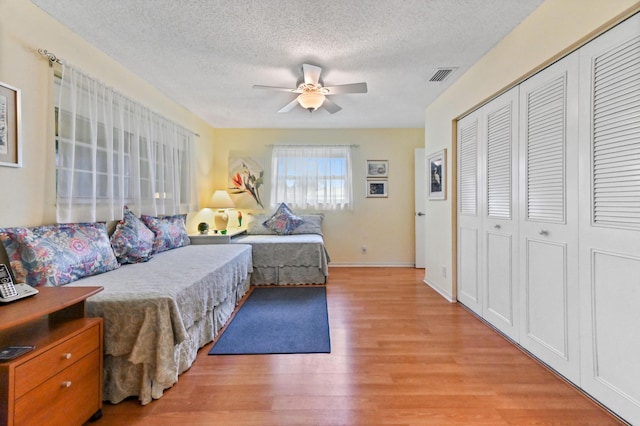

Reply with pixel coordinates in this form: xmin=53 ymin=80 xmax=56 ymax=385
xmin=56 ymin=65 xmax=197 ymax=222
xmin=270 ymin=145 xmax=353 ymax=210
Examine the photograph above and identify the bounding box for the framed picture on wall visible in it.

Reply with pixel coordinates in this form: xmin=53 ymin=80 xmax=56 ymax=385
xmin=366 ymin=160 xmax=388 ymax=178
xmin=366 ymin=179 xmax=388 ymax=198
xmin=0 ymin=81 xmax=22 ymax=168
xmin=428 ymin=149 xmax=446 ymax=200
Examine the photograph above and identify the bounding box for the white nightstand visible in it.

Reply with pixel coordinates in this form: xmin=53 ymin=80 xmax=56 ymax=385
xmin=189 ymin=228 xmax=246 ymax=245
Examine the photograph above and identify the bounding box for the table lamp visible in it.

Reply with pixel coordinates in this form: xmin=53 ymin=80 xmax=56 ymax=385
xmin=209 ymin=190 xmax=236 ymax=232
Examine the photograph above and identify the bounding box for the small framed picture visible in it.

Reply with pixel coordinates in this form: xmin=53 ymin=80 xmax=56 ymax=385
xmin=366 ymin=179 xmax=388 ymax=198
xmin=428 ymin=149 xmax=446 ymax=200
xmin=366 ymin=160 xmax=388 ymax=178
xmin=0 ymin=81 xmax=22 ymax=168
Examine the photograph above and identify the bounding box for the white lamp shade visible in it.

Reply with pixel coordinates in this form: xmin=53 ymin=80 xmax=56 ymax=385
xmin=209 ymin=190 xmax=235 ymax=209
xmin=297 ymin=92 xmax=325 ymax=111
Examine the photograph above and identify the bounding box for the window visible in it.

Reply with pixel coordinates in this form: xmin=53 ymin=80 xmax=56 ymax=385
xmin=270 ymin=145 xmax=353 ymax=210
xmin=54 ymin=66 xmax=196 ymax=222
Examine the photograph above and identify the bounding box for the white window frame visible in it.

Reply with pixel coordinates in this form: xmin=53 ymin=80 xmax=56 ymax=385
xmin=270 ymin=145 xmax=353 ymax=211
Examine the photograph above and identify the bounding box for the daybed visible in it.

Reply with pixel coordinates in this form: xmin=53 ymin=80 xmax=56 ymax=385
xmin=233 ymin=209 xmax=330 ymax=285
xmin=65 ymin=244 xmax=252 ymax=404
xmin=0 ymin=213 xmax=252 ymax=406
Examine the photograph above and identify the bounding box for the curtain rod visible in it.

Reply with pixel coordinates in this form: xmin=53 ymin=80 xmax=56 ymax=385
xmin=265 ymin=144 xmax=360 ymax=148
xmin=38 ymin=48 xmax=200 ymax=139
xmin=38 ymin=48 xmax=63 ymax=65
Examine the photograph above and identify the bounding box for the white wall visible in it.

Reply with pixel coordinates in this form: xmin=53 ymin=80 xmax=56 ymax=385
xmin=423 ymin=0 xmax=640 ymax=300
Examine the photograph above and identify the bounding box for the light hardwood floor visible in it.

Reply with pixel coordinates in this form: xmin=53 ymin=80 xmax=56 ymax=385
xmin=98 ymin=267 xmax=623 ymax=425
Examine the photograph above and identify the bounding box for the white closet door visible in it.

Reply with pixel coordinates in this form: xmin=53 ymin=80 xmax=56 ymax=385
xmin=482 ymin=87 xmax=519 ymax=340
xmin=578 ymin=12 xmax=640 ymax=425
xmin=518 ymin=52 xmax=581 ymax=383
xmin=457 ymin=111 xmax=483 ymax=313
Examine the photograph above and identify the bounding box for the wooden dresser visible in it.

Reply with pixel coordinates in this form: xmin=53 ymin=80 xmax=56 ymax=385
xmin=0 ymin=287 xmax=103 ymax=426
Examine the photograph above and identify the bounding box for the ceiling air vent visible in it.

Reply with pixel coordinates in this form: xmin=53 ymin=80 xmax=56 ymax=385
xmin=427 ymin=67 xmax=457 ymax=82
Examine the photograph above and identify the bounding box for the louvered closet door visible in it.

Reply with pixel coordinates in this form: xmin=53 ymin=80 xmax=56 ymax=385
xmin=518 ymin=51 xmax=581 ymax=383
xmin=457 ymin=110 xmax=482 ymax=313
xmin=481 ymin=87 xmax=519 ymax=341
xmin=577 ymin=12 xmax=640 ymax=425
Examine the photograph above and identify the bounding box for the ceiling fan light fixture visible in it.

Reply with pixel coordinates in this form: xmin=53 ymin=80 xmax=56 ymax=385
xmin=297 ymin=91 xmax=325 ymax=111
xmin=255 ymin=64 xmax=365 ymax=114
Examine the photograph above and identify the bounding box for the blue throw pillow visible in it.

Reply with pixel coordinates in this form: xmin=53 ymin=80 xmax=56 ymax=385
xmin=110 ymin=206 xmax=155 ymax=264
xmin=262 ymin=203 xmax=304 ymax=235
xmin=141 ymin=214 xmax=190 ymax=254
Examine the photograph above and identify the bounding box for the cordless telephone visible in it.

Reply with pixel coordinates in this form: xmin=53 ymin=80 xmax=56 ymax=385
xmin=0 ymin=264 xmax=38 ymax=303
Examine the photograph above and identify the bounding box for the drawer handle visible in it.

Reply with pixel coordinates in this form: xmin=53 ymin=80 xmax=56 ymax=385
xmin=62 ymin=353 xmax=72 ymax=360
xmin=61 ymin=381 xmax=72 ymax=388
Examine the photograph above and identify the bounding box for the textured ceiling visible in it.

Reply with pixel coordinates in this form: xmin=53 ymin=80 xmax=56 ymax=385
xmin=32 ymin=0 xmax=543 ymax=129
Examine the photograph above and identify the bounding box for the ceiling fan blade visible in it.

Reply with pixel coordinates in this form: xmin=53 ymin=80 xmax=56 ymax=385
xmin=253 ymin=85 xmax=297 ymax=92
xmin=324 ymin=82 xmax=368 ymax=94
xmin=278 ymin=98 xmax=300 ymax=113
xmin=322 ymin=97 xmax=342 ymax=114
xmin=302 ymin=64 xmax=322 ymax=85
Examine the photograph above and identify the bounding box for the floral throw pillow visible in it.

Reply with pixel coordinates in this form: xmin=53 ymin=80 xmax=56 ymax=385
xmin=110 ymin=206 xmax=155 ymax=264
xmin=262 ymin=203 xmax=304 ymax=235
xmin=0 ymin=222 xmax=120 ymax=287
xmin=141 ymin=214 xmax=190 ymax=254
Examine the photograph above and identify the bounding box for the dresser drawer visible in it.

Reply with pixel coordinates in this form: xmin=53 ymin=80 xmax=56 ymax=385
xmin=14 ymin=350 xmax=101 ymax=426
xmin=14 ymin=323 xmax=100 ymax=398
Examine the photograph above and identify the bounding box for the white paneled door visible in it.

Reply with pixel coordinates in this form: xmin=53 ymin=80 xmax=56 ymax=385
xmin=577 ymin=12 xmax=640 ymax=424
xmin=457 ymin=88 xmax=520 ymax=341
xmin=457 ymin=112 xmax=482 ymax=313
xmin=482 ymin=87 xmax=519 ymax=341
xmin=415 ymin=148 xmax=426 ymax=268
xmin=518 ymin=51 xmax=581 ymax=383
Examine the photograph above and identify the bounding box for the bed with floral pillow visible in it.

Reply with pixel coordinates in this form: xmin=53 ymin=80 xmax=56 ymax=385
xmin=0 ymin=211 xmax=252 ymax=406
xmin=231 ymin=203 xmax=330 ymax=285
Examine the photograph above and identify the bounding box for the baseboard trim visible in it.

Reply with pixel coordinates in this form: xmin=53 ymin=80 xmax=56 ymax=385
xmin=423 ymin=278 xmax=456 ymax=303
xmin=329 ymin=263 xmax=415 ymax=268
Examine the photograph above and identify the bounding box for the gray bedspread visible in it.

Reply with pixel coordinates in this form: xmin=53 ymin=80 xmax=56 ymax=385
xmin=232 ymin=234 xmax=329 ymax=284
xmin=65 ymin=244 xmax=252 ymax=404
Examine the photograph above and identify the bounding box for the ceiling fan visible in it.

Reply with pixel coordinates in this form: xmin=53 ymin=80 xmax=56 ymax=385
xmin=253 ymin=64 xmax=368 ymax=114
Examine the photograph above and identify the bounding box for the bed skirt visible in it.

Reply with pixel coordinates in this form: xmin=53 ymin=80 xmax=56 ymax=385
xmin=251 ymin=265 xmax=327 ymax=285
xmin=232 ymin=234 xmax=330 ymax=285
xmin=102 ymin=275 xmax=249 ymax=405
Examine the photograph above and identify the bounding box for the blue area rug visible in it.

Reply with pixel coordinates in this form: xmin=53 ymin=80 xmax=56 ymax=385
xmin=209 ymin=286 xmax=331 ymax=355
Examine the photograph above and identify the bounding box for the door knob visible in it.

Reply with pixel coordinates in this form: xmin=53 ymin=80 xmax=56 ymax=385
xmin=494 ymin=224 xmax=501 ymax=229
xmin=416 ymin=212 xmax=426 ymax=216
xmin=539 ymin=229 xmax=549 ymax=236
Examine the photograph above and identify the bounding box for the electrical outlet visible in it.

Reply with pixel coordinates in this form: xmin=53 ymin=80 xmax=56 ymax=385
xmin=361 ymin=246 xmax=367 ymax=255
xmin=442 ymin=266 xmax=447 ymax=278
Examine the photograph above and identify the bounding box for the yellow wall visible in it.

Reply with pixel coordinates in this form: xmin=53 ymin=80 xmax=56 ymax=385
xmin=423 ymin=0 xmax=640 ymax=300
xmin=210 ymin=128 xmax=424 ymax=266
xmin=0 ymin=0 xmax=215 ymax=228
